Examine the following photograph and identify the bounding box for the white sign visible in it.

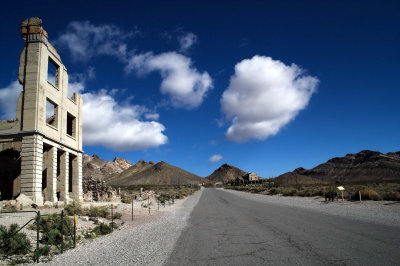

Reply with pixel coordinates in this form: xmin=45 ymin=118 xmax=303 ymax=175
xmin=337 ymin=186 xmax=345 ymax=191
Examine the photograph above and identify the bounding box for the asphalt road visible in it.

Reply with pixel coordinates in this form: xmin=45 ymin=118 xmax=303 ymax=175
xmin=166 ymin=188 xmax=400 ymax=266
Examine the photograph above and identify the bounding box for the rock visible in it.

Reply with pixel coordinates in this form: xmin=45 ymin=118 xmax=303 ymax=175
xmin=55 ymin=201 xmax=65 ymax=208
xmin=113 ymin=157 xmax=132 ymax=169
xmin=16 ymin=193 xmax=34 ymax=208
xmin=43 ymin=201 xmax=53 ymax=208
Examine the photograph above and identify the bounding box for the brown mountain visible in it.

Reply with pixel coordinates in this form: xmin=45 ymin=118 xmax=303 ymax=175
xmin=275 ymin=150 xmax=400 ymax=185
xmin=107 ymin=161 xmax=203 ymax=186
xmin=206 ymin=164 xmax=247 ymax=183
xmin=106 ymin=159 xmax=155 ymax=183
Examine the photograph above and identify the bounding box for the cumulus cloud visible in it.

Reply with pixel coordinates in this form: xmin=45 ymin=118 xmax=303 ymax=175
xmin=82 ymin=90 xmax=167 ymax=151
xmin=54 ymin=21 xmax=134 ymax=61
xmin=178 ymin=32 xmax=198 ymax=52
xmin=0 ymin=80 xmax=22 ymax=119
xmin=0 ymin=78 xmax=167 ymax=151
xmin=209 ymin=154 xmax=223 ymax=164
xmin=221 ymin=56 xmax=318 ymax=142
xmin=126 ymin=52 xmax=213 ymax=109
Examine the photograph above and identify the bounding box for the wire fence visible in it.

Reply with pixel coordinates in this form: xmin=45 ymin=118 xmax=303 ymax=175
xmin=0 ymin=210 xmax=77 ymax=263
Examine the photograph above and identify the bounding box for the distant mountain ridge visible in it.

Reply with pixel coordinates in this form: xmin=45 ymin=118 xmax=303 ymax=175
xmin=107 ymin=160 xmax=203 ymax=186
xmin=206 ymin=164 xmax=247 ymax=183
xmin=275 ymin=150 xmax=400 ymax=185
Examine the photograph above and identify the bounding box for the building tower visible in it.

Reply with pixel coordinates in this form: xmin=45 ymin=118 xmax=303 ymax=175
xmin=0 ymin=17 xmax=83 ymax=204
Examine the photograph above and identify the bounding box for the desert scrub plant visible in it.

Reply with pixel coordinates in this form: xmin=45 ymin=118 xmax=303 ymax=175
xmin=92 ymin=223 xmax=113 ymax=236
xmin=30 ymin=214 xmax=74 ymax=247
xmin=84 ymin=206 xmax=110 ymax=218
xmin=112 ymin=212 xmax=122 ymax=220
xmin=121 ymin=195 xmax=132 ymax=204
xmin=0 ymin=224 xmax=31 ymax=256
xmin=351 ymin=187 xmax=381 ymax=201
xmin=382 ymin=191 xmax=400 ymax=201
xmin=64 ymin=200 xmax=84 ymax=216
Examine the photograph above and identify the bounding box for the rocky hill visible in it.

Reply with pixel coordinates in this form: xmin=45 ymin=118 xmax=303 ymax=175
xmin=275 ymin=150 xmax=400 ymax=185
xmin=206 ymin=164 xmax=247 ymax=183
xmin=82 ymin=155 xmax=132 ymax=200
xmin=82 ymin=155 xmax=131 ymax=181
xmin=107 ymin=161 xmax=203 ymax=187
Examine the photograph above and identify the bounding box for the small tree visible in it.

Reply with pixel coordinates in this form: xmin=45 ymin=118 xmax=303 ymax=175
xmin=0 ymin=224 xmax=31 ymax=255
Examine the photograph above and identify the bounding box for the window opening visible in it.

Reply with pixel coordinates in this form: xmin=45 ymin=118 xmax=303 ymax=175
xmin=47 ymin=58 xmax=59 ymax=87
xmin=67 ymin=112 xmax=76 ymax=137
xmin=46 ymin=99 xmax=57 ymax=128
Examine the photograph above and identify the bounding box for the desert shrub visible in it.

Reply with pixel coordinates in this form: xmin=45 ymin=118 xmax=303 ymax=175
xmin=121 ymin=195 xmax=132 ymax=204
xmin=64 ymin=200 xmax=84 ymax=216
xmin=84 ymin=206 xmax=110 ymax=218
xmin=112 ymin=212 xmax=122 ymax=220
xmin=30 ymin=214 xmax=74 ymax=247
xmin=0 ymin=224 xmax=31 ymax=255
xmin=109 ymin=222 xmax=119 ymax=230
xmin=282 ymin=189 xmax=298 ymax=196
xmin=382 ymin=191 xmax=400 ymax=201
xmin=92 ymin=223 xmax=113 ymax=235
xmin=84 ymin=230 xmax=97 ymax=239
xmin=269 ymin=188 xmax=278 ymax=195
xmin=351 ymin=187 xmax=381 ymax=201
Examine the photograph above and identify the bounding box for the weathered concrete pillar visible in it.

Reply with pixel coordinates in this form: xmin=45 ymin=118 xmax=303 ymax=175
xmin=20 ymin=135 xmax=43 ymax=204
xmin=59 ymin=151 xmax=71 ymax=202
xmin=45 ymin=146 xmax=57 ymax=202
xmin=72 ymin=153 xmax=83 ymax=200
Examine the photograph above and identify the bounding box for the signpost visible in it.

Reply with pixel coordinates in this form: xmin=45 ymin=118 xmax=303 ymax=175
xmin=337 ymin=186 xmax=345 ymax=202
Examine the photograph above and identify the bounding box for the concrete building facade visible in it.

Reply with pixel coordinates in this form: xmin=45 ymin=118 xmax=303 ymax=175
xmin=0 ymin=17 xmax=83 ymax=204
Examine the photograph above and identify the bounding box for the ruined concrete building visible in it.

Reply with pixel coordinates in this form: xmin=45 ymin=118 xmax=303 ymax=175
xmin=0 ymin=18 xmax=83 ymax=204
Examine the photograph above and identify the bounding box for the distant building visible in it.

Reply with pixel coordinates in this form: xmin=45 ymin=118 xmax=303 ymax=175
xmin=243 ymin=172 xmax=259 ymax=181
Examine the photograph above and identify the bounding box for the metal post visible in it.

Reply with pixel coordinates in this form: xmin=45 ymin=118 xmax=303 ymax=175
xmin=111 ymin=204 xmax=114 ymax=231
xmin=148 ymin=194 xmax=150 ymax=214
xmin=73 ymin=215 xmax=76 ymax=248
xmin=131 ymin=197 xmax=133 ymax=221
xmin=60 ymin=211 xmax=64 ymax=254
xmin=36 ymin=211 xmax=40 ymax=263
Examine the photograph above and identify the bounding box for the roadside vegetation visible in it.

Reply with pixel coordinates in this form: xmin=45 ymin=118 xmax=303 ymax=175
xmin=118 ymin=185 xmax=199 ymax=201
xmin=225 ymin=182 xmax=400 ymax=201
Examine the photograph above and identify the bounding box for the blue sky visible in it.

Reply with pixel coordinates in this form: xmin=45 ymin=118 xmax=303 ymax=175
xmin=1 ymin=0 xmax=399 ymax=177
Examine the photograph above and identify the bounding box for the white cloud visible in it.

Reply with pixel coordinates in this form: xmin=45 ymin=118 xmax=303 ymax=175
xmin=221 ymin=55 xmax=318 ymax=142
xmin=54 ymin=21 xmax=134 ymax=61
xmin=0 ymin=78 xmax=167 ymax=151
xmin=0 ymin=80 xmax=22 ymax=119
xmin=126 ymin=52 xmax=213 ymax=109
xmin=209 ymin=154 xmax=223 ymax=163
xmin=82 ymin=89 xmax=167 ymax=151
xmin=178 ymin=32 xmax=198 ymax=52
xmin=144 ymin=113 xmax=160 ymax=120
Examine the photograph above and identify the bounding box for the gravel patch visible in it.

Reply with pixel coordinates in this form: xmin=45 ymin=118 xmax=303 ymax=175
xmin=35 ymin=188 xmax=204 ymax=266
xmin=223 ymin=188 xmax=400 ymax=227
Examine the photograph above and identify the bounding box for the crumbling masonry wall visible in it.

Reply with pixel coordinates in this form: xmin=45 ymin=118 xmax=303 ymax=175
xmin=0 ymin=17 xmax=83 ymax=204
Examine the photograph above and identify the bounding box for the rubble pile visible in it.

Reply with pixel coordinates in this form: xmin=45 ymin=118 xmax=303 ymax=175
xmin=83 ymin=177 xmax=119 ymax=202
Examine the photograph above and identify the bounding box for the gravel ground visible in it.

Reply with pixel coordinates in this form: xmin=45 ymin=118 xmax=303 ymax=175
xmin=35 ymin=188 xmax=204 ymax=266
xmin=223 ymin=188 xmax=400 ymax=227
